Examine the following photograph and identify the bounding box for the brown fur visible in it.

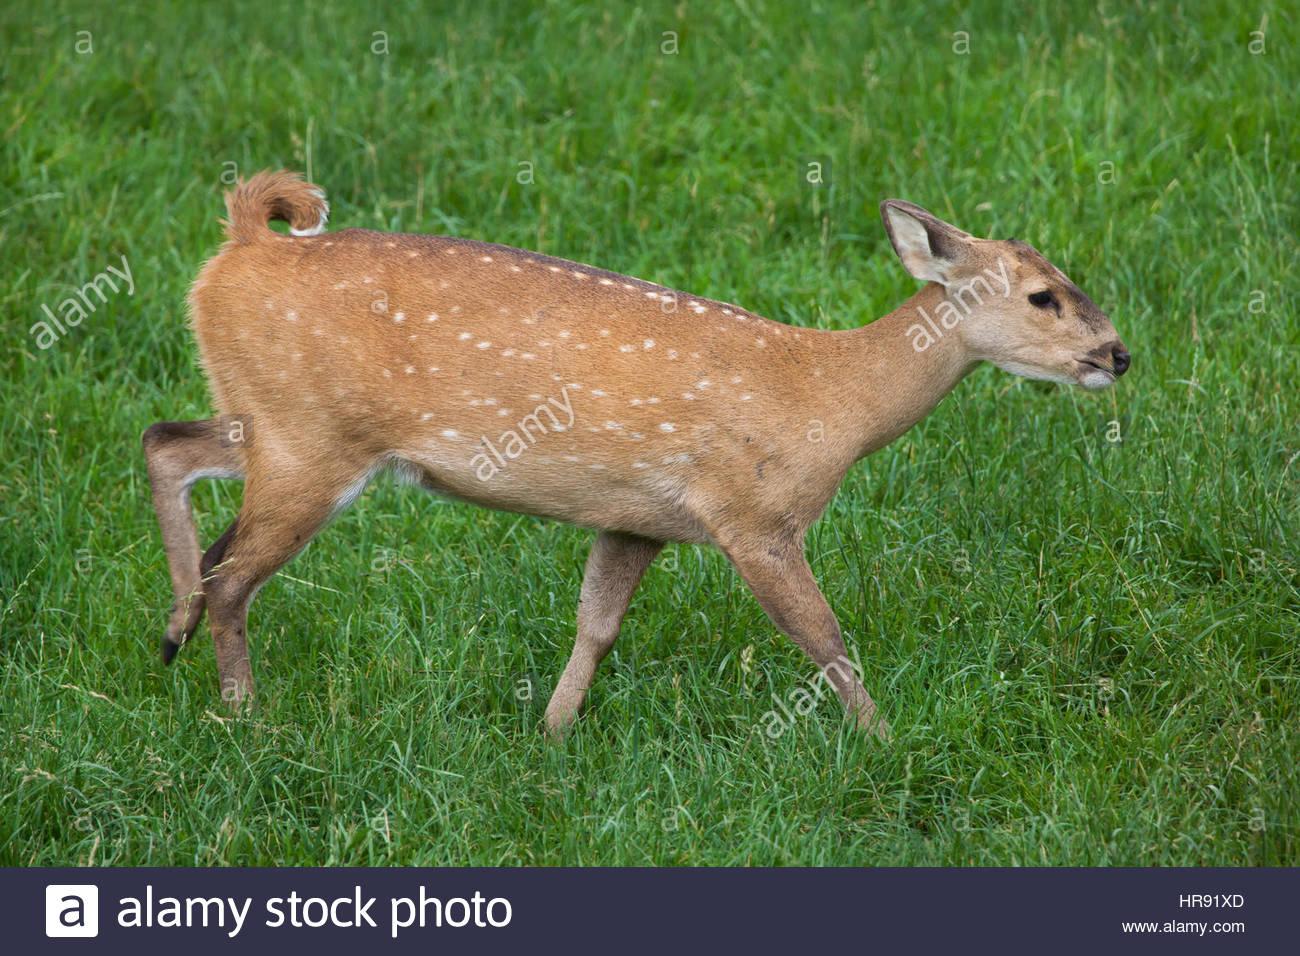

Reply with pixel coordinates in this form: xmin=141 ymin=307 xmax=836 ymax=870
xmin=221 ymin=170 xmax=327 ymax=244
xmin=144 ymin=173 xmax=1129 ymax=738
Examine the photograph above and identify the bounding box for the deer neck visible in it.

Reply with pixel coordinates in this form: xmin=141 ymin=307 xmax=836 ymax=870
xmin=819 ymin=281 xmax=977 ymax=465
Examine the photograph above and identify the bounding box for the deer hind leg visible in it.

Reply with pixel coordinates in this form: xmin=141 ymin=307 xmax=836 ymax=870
xmin=545 ymin=531 xmax=663 ymax=737
xmin=724 ymin=538 xmax=890 ymax=740
xmin=142 ymin=419 xmax=244 ymax=662
xmin=201 ymin=461 xmax=373 ymax=709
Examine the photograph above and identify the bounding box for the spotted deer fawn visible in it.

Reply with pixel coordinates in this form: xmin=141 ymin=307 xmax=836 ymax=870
xmin=145 ymin=171 xmax=1129 ymax=739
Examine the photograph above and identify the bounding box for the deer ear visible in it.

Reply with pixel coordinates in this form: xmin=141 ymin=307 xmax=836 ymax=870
xmin=880 ymin=200 xmax=973 ymax=285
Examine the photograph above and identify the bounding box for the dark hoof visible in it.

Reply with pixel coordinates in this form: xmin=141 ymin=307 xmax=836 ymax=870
xmin=161 ymin=636 xmax=181 ymax=665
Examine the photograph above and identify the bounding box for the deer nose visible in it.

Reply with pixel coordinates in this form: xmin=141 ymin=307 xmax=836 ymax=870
xmin=1112 ymin=345 xmax=1131 ymax=376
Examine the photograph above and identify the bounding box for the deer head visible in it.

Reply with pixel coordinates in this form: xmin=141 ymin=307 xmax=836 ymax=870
xmin=881 ymin=200 xmax=1129 ymax=390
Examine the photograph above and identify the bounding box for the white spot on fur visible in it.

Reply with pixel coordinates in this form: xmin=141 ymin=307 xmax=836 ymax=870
xmin=659 ymin=422 xmax=676 ymax=432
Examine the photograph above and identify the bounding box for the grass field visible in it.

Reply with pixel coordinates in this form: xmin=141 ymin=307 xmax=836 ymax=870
xmin=1 ymin=1 xmax=1296 ymax=866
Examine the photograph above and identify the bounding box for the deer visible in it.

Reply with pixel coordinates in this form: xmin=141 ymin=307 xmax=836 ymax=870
xmin=144 ymin=170 xmax=1130 ymax=740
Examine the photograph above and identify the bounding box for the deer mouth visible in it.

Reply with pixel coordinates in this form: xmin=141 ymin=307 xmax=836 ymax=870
xmin=1076 ymin=358 xmax=1116 ymax=390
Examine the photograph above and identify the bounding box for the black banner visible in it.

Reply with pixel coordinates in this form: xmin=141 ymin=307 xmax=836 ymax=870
xmin=13 ymin=867 xmax=1294 ymax=952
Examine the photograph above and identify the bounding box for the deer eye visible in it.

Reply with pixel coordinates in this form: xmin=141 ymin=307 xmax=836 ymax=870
xmin=1028 ymin=290 xmax=1055 ymax=308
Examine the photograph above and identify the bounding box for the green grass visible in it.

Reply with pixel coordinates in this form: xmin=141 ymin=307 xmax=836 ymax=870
xmin=1 ymin=0 xmax=1296 ymax=866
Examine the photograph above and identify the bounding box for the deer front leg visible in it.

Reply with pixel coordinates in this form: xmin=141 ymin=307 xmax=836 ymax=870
xmin=725 ymin=539 xmax=890 ymax=740
xmin=545 ymin=531 xmax=663 ymax=737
